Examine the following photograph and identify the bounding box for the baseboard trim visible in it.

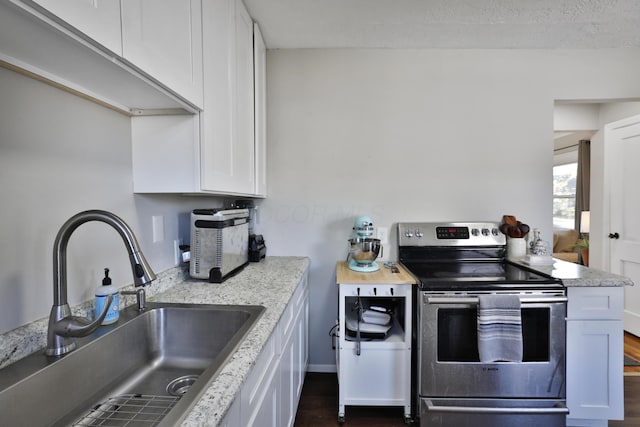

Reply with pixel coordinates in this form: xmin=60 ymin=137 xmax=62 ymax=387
xmin=307 ymin=364 xmax=337 ymax=373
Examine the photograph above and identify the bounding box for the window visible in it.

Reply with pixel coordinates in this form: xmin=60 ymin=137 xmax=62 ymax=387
xmin=553 ymin=163 xmax=577 ymax=229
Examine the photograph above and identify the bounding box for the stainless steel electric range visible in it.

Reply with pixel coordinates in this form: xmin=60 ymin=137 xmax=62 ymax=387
xmin=398 ymin=222 xmax=569 ymax=427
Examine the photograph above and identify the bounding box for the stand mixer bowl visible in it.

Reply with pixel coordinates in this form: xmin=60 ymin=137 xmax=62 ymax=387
xmin=348 ymin=238 xmax=382 ymax=265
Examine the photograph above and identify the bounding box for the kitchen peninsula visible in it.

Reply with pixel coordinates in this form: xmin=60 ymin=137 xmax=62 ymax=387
xmin=516 ymin=258 xmax=631 ymax=426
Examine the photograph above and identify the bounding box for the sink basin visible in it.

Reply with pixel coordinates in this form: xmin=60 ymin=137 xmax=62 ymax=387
xmin=0 ymin=302 xmax=265 ymax=427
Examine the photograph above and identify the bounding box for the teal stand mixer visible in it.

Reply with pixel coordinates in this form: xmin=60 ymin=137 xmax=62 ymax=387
xmin=347 ymin=216 xmax=383 ymax=272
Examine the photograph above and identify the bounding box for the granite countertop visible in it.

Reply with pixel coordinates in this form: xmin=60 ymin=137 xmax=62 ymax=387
xmin=154 ymin=256 xmax=311 ymax=426
xmin=514 ymin=258 xmax=634 ymax=287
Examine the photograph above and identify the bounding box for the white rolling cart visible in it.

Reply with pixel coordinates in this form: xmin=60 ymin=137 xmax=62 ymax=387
xmin=335 ymin=261 xmax=415 ymax=424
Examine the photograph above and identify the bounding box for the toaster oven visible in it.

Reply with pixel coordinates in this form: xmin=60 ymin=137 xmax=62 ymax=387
xmin=190 ymin=208 xmax=249 ymax=283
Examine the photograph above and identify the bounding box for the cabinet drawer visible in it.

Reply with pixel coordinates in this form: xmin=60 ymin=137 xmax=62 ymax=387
xmin=567 ymin=287 xmax=624 ymax=320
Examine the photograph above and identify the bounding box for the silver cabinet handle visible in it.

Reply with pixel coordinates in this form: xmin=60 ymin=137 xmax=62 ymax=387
xmin=424 ymin=400 xmax=570 ymax=415
xmin=424 ymin=296 xmax=567 ymax=305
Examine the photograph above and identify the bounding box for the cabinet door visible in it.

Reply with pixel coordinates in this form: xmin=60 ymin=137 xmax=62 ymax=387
xmin=253 ymin=23 xmax=267 ymax=197
xmin=566 ymin=320 xmax=624 ymax=421
xmin=32 ymin=0 xmax=122 ymax=54
xmin=279 ymin=292 xmax=308 ymax=427
xmin=241 ymin=324 xmax=280 ymax=427
xmin=121 ymin=0 xmax=203 ymax=108
xmin=244 ymin=371 xmax=279 ymax=427
xmin=234 ymin=0 xmax=255 ymax=190
xmin=280 ymin=323 xmax=295 ymax=427
xmin=201 ymin=0 xmax=255 ymax=195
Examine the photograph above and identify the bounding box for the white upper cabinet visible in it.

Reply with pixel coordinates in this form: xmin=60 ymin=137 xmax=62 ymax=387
xmin=132 ymin=0 xmax=267 ymax=197
xmin=121 ymin=0 xmax=204 ymax=109
xmin=31 ymin=0 xmax=123 ymax=55
xmin=200 ymin=0 xmax=257 ymax=195
xmin=0 ymin=0 xmax=202 ymax=113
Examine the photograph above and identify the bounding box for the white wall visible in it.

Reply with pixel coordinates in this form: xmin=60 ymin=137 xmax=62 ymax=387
xmin=260 ymin=48 xmax=640 ymax=370
xmin=3 ymin=47 xmax=640 ymax=370
xmin=0 ymin=67 xmax=224 ymax=334
xmin=554 ymin=103 xmax=600 ymax=130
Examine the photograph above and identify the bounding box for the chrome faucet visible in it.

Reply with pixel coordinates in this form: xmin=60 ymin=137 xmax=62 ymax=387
xmin=46 ymin=210 xmax=156 ymax=356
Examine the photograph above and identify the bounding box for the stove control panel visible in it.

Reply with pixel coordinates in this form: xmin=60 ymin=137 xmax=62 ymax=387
xmin=398 ymin=222 xmax=505 ymax=247
xmin=436 ymin=226 xmax=469 ymax=239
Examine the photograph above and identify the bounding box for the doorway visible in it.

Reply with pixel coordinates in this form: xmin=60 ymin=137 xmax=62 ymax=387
xmin=554 ymin=102 xmax=640 ymax=336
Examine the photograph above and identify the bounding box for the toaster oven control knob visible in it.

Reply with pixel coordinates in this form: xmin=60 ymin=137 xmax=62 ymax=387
xmin=471 ymin=228 xmax=480 ymax=236
xmin=415 ymin=229 xmax=424 ymax=238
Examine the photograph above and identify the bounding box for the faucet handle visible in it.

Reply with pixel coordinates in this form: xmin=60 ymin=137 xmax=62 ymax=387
xmin=121 ymin=288 xmax=146 ymax=310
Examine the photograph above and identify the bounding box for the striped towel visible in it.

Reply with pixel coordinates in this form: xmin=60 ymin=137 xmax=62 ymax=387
xmin=477 ymin=294 xmax=523 ymax=362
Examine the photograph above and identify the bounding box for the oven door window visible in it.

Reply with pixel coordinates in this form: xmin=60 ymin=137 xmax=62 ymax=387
xmin=437 ymin=307 xmax=550 ymax=362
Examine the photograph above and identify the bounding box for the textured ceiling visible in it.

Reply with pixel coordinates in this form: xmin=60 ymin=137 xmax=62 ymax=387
xmin=243 ymin=0 xmax=640 ymax=49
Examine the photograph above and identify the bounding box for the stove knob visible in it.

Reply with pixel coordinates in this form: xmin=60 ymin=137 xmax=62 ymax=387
xmin=482 ymin=228 xmax=490 ymax=236
xmin=405 ymin=230 xmax=413 ymax=238
xmin=492 ymin=228 xmax=500 ymax=236
xmin=471 ymin=228 xmax=480 ymax=236
xmin=415 ymin=228 xmax=424 ymax=238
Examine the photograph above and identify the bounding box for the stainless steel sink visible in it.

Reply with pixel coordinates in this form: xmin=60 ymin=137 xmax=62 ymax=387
xmin=0 ymin=302 xmax=265 ymax=427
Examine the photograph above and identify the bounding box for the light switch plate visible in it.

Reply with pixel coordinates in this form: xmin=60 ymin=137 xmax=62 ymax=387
xmin=377 ymin=226 xmax=388 ymax=244
xmin=152 ymin=215 xmax=164 ymax=243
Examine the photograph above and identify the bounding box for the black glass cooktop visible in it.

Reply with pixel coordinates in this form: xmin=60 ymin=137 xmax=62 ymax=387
xmin=401 ymin=260 xmax=563 ymax=291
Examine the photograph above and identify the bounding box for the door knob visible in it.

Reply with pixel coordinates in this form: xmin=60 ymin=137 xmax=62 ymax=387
xmin=608 ymin=232 xmax=620 ymax=239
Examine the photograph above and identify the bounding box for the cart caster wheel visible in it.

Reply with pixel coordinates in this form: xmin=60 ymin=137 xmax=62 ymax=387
xmin=338 ymin=415 xmax=345 ymax=424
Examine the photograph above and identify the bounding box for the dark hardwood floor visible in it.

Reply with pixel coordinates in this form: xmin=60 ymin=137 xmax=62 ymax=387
xmin=295 ymin=333 xmax=640 ymax=426
xmin=294 ymin=372 xmax=409 ymax=426
xmin=295 ymin=372 xmax=640 ymax=426
xmin=626 ymin=332 xmax=640 ymax=374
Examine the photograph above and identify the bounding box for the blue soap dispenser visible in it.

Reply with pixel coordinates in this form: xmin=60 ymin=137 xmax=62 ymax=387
xmin=95 ymin=268 xmax=119 ymax=325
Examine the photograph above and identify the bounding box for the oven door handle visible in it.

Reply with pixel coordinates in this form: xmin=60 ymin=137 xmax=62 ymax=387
xmin=424 ymin=296 xmax=568 ymax=304
xmin=424 ymin=400 xmax=570 ymax=415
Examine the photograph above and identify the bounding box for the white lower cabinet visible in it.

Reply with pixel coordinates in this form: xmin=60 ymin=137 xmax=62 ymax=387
xmin=221 ymin=272 xmax=309 ymax=427
xmin=566 ymin=286 xmax=624 ymax=426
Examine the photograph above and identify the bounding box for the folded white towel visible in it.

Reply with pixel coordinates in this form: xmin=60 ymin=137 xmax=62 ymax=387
xmin=477 ymin=294 xmax=523 ymax=362
xmin=361 ymin=309 xmax=391 ymax=326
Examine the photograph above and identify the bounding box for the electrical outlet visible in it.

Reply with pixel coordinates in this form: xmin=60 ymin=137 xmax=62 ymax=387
xmin=174 ymin=240 xmax=181 ymax=266
xmin=377 ymin=226 xmax=388 ymax=244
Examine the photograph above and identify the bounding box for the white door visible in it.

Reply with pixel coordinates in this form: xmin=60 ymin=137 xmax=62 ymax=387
xmin=605 ymin=114 xmax=640 ymax=336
